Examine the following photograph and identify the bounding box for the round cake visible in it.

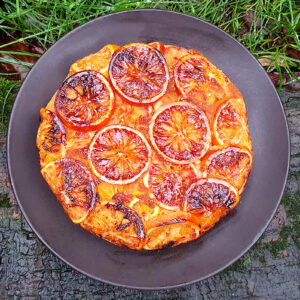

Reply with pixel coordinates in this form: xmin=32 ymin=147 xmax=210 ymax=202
xmin=36 ymin=42 xmax=253 ymax=250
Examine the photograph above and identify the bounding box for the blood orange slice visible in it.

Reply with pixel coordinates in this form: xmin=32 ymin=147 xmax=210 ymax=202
xmin=81 ymin=199 xmax=144 ymax=250
xmin=203 ymin=147 xmax=252 ymax=193
xmin=164 ymin=45 xmax=192 ymax=76
xmin=107 ymin=193 xmax=145 ymax=240
xmin=55 ymin=71 xmax=114 ymax=130
xmin=144 ymin=220 xmax=200 ymax=250
xmin=41 ymin=158 xmax=97 ymax=223
xmin=184 ymin=178 xmax=239 ymax=213
xmin=37 ymin=108 xmax=66 ymax=166
xmin=109 ymin=43 xmax=169 ymax=104
xmin=149 ymin=101 xmax=211 ymax=164
xmin=213 ymin=98 xmax=249 ymax=146
xmin=147 ymin=163 xmax=197 ymax=210
xmin=174 ymin=54 xmax=227 ymax=103
xmin=37 ymin=108 xmax=66 ymax=153
xmin=89 ymin=125 xmax=151 ymax=185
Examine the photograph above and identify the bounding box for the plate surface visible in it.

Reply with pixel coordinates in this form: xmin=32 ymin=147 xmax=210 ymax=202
xmin=8 ymin=9 xmax=289 ymax=290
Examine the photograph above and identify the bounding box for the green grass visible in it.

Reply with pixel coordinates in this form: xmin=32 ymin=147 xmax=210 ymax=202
xmin=0 ymin=77 xmax=20 ymax=133
xmin=0 ymin=0 xmax=299 ymax=133
xmin=0 ymin=0 xmax=298 ymax=70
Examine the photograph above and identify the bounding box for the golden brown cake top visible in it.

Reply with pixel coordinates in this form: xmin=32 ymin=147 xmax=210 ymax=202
xmin=37 ymin=42 xmax=252 ymax=250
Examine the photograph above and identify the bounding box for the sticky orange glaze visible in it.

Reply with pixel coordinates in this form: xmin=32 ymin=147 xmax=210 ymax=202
xmin=37 ymin=42 xmax=253 ymax=250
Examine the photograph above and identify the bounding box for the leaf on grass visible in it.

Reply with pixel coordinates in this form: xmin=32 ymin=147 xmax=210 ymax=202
xmin=286 ymin=49 xmax=300 ymax=66
xmin=0 ymin=38 xmax=44 ymax=80
xmin=258 ymin=55 xmax=285 ymax=67
xmin=242 ymin=11 xmax=261 ymax=30
xmin=268 ymin=72 xmax=300 ymax=91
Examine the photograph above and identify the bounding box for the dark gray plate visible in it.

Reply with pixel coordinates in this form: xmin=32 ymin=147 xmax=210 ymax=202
xmin=7 ymin=9 xmax=290 ymax=290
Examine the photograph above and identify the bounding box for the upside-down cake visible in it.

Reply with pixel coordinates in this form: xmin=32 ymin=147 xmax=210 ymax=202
xmin=36 ymin=42 xmax=252 ymax=250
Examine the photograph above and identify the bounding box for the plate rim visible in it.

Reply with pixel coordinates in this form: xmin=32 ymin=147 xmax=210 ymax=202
xmin=7 ymin=8 xmax=290 ymax=290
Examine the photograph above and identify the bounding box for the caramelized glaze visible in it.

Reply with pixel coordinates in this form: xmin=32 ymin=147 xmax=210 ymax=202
xmin=37 ymin=42 xmax=252 ymax=250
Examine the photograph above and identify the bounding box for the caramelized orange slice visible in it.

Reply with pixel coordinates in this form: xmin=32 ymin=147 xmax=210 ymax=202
xmin=107 ymin=193 xmax=145 ymax=240
xmin=213 ymin=98 xmax=249 ymax=146
xmin=82 ymin=200 xmax=144 ymax=250
xmin=203 ymin=147 xmax=252 ymax=193
xmin=144 ymin=220 xmax=200 ymax=250
xmin=109 ymin=43 xmax=169 ymax=104
xmin=175 ymin=54 xmax=209 ymax=93
xmin=89 ymin=125 xmax=151 ymax=185
xmin=147 ymin=163 xmax=197 ymax=210
xmin=149 ymin=101 xmax=211 ymax=164
xmin=184 ymin=178 xmax=239 ymax=213
xmin=41 ymin=158 xmax=97 ymax=223
xmin=164 ymin=45 xmax=192 ymax=77
xmin=55 ymin=71 xmax=114 ymax=130
xmin=37 ymin=108 xmax=66 ymax=153
xmin=174 ymin=54 xmax=227 ymax=103
xmin=36 ymin=108 xmax=66 ymax=167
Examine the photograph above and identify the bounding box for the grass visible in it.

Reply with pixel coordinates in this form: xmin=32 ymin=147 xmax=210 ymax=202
xmin=0 ymin=77 xmax=20 ymax=133
xmin=0 ymin=0 xmax=299 ymax=132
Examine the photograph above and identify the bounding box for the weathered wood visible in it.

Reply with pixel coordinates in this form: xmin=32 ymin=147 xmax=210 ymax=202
xmin=0 ymin=89 xmax=299 ymax=299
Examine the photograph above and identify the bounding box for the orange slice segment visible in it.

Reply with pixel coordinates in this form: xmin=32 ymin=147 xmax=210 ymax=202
xmin=109 ymin=43 xmax=169 ymax=104
xmin=203 ymin=147 xmax=253 ymax=193
xmin=36 ymin=108 xmax=66 ymax=167
xmin=164 ymin=45 xmax=192 ymax=78
xmin=37 ymin=108 xmax=66 ymax=153
xmin=174 ymin=54 xmax=227 ymax=103
xmin=147 ymin=162 xmax=197 ymax=210
xmin=81 ymin=201 xmax=144 ymax=250
xmin=184 ymin=178 xmax=239 ymax=213
xmin=213 ymin=98 xmax=250 ymax=146
xmin=41 ymin=158 xmax=97 ymax=223
xmin=149 ymin=101 xmax=211 ymax=164
xmin=106 ymin=194 xmax=145 ymax=240
xmin=55 ymin=71 xmax=114 ymax=130
xmin=144 ymin=220 xmax=200 ymax=250
xmin=89 ymin=125 xmax=151 ymax=185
